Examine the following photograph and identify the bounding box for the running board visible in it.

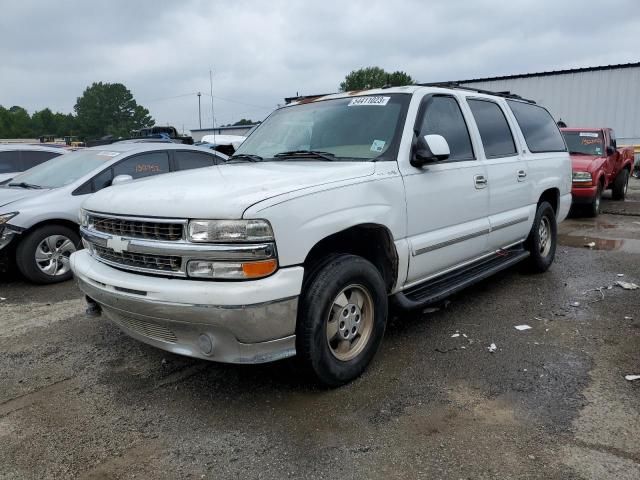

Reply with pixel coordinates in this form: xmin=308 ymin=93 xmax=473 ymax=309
xmin=393 ymin=246 xmax=530 ymax=310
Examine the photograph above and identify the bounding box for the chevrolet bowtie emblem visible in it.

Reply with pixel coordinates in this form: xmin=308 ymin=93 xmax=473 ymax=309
xmin=106 ymin=236 xmax=130 ymax=253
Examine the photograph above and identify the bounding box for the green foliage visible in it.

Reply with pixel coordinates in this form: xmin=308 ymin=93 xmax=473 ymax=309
xmin=74 ymin=82 xmax=154 ymax=138
xmin=0 ymin=81 xmax=154 ymax=140
xmin=339 ymin=66 xmax=414 ymax=92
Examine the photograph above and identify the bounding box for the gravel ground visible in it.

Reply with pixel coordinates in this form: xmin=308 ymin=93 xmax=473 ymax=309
xmin=1 ymin=181 xmax=639 ymax=479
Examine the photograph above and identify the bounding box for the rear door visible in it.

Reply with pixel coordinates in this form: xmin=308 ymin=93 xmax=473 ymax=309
xmin=401 ymin=93 xmax=490 ymax=284
xmin=465 ymin=98 xmax=532 ymax=250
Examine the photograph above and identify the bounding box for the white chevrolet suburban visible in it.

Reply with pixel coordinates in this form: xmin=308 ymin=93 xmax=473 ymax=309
xmin=71 ymin=85 xmax=571 ymax=386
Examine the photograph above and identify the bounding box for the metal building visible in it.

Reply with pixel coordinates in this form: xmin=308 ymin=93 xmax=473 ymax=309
xmin=457 ymin=62 xmax=640 ymax=145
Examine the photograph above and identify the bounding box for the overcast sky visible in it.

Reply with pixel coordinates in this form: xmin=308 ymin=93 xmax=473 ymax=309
xmin=1 ymin=0 xmax=639 ymax=132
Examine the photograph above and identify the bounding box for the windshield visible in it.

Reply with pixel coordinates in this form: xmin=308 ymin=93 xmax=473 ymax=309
xmin=234 ymin=94 xmax=411 ymax=161
xmin=562 ymin=131 xmax=604 ymax=156
xmin=4 ymin=150 xmax=117 ymax=189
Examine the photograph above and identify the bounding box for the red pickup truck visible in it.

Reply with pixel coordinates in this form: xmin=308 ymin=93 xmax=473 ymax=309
xmin=561 ymin=128 xmax=635 ymax=216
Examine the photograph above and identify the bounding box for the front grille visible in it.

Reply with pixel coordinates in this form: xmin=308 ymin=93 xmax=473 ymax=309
xmin=91 ymin=215 xmax=183 ymax=241
xmin=110 ymin=314 xmax=178 ymax=343
xmin=94 ymin=245 xmax=182 ymax=273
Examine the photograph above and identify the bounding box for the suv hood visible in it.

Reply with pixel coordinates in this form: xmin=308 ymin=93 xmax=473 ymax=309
xmin=570 ymin=153 xmax=601 ymax=172
xmin=0 ymin=187 xmax=47 ymax=209
xmin=83 ymin=162 xmax=376 ymax=218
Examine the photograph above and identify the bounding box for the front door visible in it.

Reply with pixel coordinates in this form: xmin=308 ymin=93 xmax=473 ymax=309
xmin=401 ymin=94 xmax=490 ymax=285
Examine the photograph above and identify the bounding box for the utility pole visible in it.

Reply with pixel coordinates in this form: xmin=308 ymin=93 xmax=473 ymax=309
xmin=197 ymin=92 xmax=202 ymax=129
xmin=209 ymin=69 xmax=216 ymax=144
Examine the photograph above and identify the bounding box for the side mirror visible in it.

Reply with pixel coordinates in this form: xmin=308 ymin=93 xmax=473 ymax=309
xmin=606 ymin=145 xmax=616 ymax=156
xmin=111 ymin=174 xmax=133 ymax=186
xmin=411 ymin=134 xmax=450 ymax=168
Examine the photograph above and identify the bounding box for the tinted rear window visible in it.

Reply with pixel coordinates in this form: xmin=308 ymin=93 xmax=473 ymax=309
xmin=20 ymin=150 xmax=62 ymax=170
xmin=0 ymin=151 xmax=19 ymax=173
xmin=467 ymin=99 xmax=516 ymax=157
xmin=507 ymin=101 xmax=566 ymax=153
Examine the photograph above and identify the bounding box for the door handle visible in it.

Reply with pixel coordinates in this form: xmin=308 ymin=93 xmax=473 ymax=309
xmin=517 ymin=170 xmax=527 ymax=181
xmin=474 ymin=174 xmax=488 ymax=189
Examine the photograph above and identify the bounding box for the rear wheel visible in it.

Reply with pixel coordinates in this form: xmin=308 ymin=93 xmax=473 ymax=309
xmin=296 ymin=254 xmax=387 ymax=387
xmin=16 ymin=225 xmax=79 ymax=284
xmin=612 ymin=169 xmax=629 ymax=200
xmin=525 ymin=201 xmax=557 ymax=273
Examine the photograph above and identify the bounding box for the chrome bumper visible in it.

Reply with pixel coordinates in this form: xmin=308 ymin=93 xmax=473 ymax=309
xmin=78 ymin=276 xmax=298 ymax=363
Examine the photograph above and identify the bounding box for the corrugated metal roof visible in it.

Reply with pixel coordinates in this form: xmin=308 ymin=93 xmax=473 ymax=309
xmin=455 ymin=62 xmax=640 ymax=84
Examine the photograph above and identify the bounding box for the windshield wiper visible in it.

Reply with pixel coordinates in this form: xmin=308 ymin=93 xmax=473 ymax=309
xmin=7 ymin=182 xmax=43 ymax=189
xmin=273 ymin=150 xmax=336 ymax=161
xmin=228 ymin=154 xmax=263 ymax=162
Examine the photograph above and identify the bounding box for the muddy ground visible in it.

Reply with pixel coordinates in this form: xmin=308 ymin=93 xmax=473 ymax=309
xmin=1 ymin=182 xmax=639 ymax=479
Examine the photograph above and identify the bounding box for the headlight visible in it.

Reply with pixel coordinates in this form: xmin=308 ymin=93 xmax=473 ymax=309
xmin=79 ymin=209 xmax=89 ymax=227
xmin=0 ymin=212 xmax=18 ymax=225
xmin=572 ymin=171 xmax=592 ymax=183
xmin=188 ymin=219 xmax=274 ymax=243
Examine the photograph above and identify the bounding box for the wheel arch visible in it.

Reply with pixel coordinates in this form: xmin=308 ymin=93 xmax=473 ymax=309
xmin=538 ymin=187 xmax=560 ymax=215
xmin=302 ymin=223 xmax=399 ymax=293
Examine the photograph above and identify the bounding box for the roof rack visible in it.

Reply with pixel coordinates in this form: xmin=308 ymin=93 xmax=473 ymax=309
xmin=417 ymin=82 xmax=536 ymax=104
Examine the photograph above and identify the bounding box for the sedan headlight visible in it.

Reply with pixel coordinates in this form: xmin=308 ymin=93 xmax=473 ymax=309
xmin=188 ymin=219 xmax=274 ymax=243
xmin=572 ymin=171 xmax=593 ymax=184
xmin=0 ymin=212 xmax=18 ymax=225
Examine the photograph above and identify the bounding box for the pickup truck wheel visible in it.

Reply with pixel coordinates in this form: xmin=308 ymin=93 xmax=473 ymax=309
xmin=612 ymin=169 xmax=629 ymax=200
xmin=525 ymin=201 xmax=557 ymax=273
xmin=16 ymin=225 xmax=80 ymax=284
xmin=587 ymin=184 xmax=603 ymax=217
xmin=297 ymin=254 xmax=387 ymax=387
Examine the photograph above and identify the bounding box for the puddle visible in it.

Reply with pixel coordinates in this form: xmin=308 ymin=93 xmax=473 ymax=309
xmin=558 ymin=235 xmax=640 ymax=254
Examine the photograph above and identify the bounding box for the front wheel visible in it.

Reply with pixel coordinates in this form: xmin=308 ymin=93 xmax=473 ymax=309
xmin=296 ymin=254 xmax=388 ymax=387
xmin=587 ymin=183 xmax=603 ymax=217
xmin=612 ymin=169 xmax=629 ymax=200
xmin=16 ymin=225 xmax=80 ymax=284
xmin=525 ymin=201 xmax=557 ymax=273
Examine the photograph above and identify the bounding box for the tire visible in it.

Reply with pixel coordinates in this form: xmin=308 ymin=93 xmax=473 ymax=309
xmin=296 ymin=254 xmax=388 ymax=387
xmin=587 ymin=183 xmax=603 ymax=217
xmin=16 ymin=225 xmax=80 ymax=284
xmin=611 ymin=168 xmax=629 ymax=200
xmin=524 ymin=201 xmax=557 ymax=273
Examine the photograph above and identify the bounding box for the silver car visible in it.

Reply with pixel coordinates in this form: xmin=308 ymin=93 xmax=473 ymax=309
xmin=0 ymin=144 xmax=67 ymax=183
xmin=0 ymin=143 xmax=227 ymax=283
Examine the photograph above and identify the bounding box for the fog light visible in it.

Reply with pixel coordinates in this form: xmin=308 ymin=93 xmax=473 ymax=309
xmin=197 ymin=334 xmax=214 ymax=356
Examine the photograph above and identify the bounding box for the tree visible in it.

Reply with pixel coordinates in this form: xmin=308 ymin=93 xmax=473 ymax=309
xmin=339 ymin=66 xmax=414 ymax=92
xmin=74 ymin=82 xmax=154 ymax=139
xmin=232 ymin=118 xmax=254 ymax=126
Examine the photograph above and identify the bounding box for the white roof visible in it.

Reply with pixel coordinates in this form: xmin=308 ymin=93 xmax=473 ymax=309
xmin=0 ymin=144 xmax=68 ymax=153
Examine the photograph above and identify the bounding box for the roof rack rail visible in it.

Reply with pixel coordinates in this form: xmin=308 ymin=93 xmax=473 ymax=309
xmin=417 ymin=82 xmax=536 ymax=104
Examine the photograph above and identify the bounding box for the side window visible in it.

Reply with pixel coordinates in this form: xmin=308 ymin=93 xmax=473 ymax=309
xmin=113 ymin=151 xmax=170 ymax=179
xmin=174 ymin=150 xmax=216 ymax=171
xmin=92 ymin=168 xmax=114 ymax=192
xmin=418 ymin=96 xmax=474 ymax=161
xmin=20 ymin=150 xmax=62 ymax=170
xmin=0 ymin=151 xmax=19 ymax=173
xmin=467 ymin=99 xmax=517 ymax=158
xmin=609 ymin=130 xmax=617 ymax=149
xmin=507 ymin=100 xmax=566 ymax=153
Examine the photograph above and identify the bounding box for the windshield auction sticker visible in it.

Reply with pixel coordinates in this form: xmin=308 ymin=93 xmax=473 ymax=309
xmin=579 ymin=132 xmax=599 ymax=137
xmin=348 ymin=96 xmax=390 ymax=106
xmin=96 ymin=151 xmax=121 ymax=157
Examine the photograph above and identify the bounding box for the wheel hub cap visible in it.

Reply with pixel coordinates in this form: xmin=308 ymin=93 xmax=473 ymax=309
xmin=538 ymin=217 xmax=552 ymax=257
xmin=326 ymin=284 xmax=374 ymax=361
xmin=35 ymin=235 xmax=77 ymax=277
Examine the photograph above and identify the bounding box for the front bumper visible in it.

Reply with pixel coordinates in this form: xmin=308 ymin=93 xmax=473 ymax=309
xmin=571 ymin=185 xmax=598 ymax=205
xmin=71 ymin=250 xmax=304 ymax=364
